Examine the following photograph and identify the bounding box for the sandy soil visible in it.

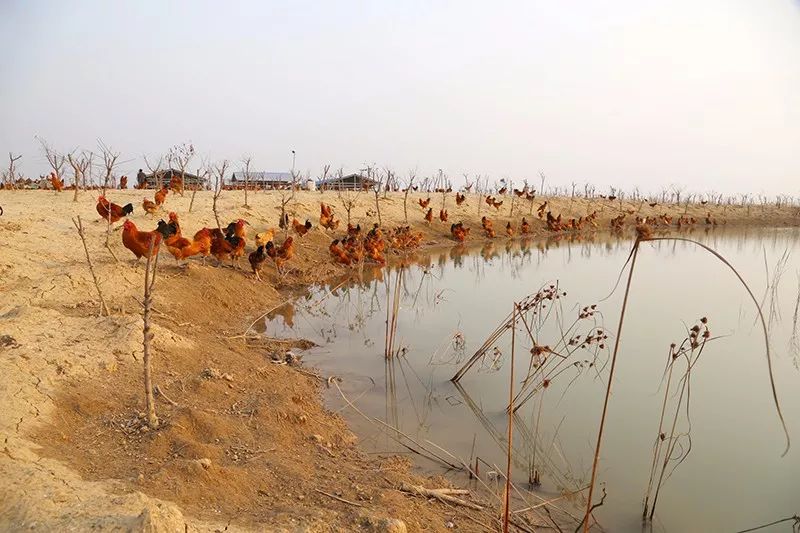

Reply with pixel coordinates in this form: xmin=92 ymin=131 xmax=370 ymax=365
xmin=0 ymin=188 xmax=796 ymax=532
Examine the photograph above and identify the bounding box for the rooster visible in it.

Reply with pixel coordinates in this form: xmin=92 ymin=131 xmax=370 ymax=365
xmin=97 ymin=195 xmax=133 ymax=223
xmin=455 ymin=192 xmax=466 ymax=206
xmin=154 ymin=186 xmax=169 ymax=206
xmin=166 ymin=227 xmax=213 ymax=263
xmin=424 ymin=207 xmax=433 ymax=224
xmin=211 ymin=219 xmax=248 ymax=267
xmin=439 ymin=209 xmax=448 ymax=222
xmin=266 ymin=237 xmax=294 ymax=274
xmin=418 ymin=197 xmax=431 ymax=210
xmin=248 ymin=245 xmax=268 ymax=280
xmin=292 ymin=218 xmax=312 ymax=237
xmin=122 ymin=220 xmax=162 ymax=261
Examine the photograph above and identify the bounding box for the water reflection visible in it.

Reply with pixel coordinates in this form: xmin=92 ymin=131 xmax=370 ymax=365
xmin=264 ymin=227 xmax=800 ymax=532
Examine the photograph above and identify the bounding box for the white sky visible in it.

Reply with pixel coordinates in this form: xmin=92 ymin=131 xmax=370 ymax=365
xmin=1 ymin=0 xmax=798 ymax=195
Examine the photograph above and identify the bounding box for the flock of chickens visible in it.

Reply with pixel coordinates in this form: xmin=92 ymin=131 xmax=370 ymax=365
xmin=93 ymin=186 xmax=721 ymax=281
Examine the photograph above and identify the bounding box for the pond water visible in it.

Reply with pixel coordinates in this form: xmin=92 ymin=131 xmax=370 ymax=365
xmin=263 ymin=227 xmax=800 ymax=532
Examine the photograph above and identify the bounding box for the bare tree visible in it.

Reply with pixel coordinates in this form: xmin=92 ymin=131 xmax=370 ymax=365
xmin=402 ymin=171 xmax=416 ymax=223
xmin=210 ymin=160 xmax=229 ymax=231
xmin=318 ymin=164 xmax=331 ymax=194
xmin=336 ymin=168 xmax=361 ymax=226
xmin=167 ymin=142 xmax=194 ymax=197
xmin=67 ymin=150 xmax=90 ymax=202
xmin=36 ymin=137 xmax=67 ymax=186
xmin=4 ymin=152 xmax=22 ymax=188
xmin=241 ymin=155 xmax=252 ymax=208
xmin=98 ymin=140 xmax=121 ymax=195
xmin=189 ymin=159 xmax=209 ymax=213
xmin=369 ymin=166 xmax=384 ymax=226
xmin=278 ymin=170 xmax=299 ymax=235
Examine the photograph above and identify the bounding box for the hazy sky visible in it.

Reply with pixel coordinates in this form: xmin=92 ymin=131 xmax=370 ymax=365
xmin=1 ymin=1 xmax=798 ymax=194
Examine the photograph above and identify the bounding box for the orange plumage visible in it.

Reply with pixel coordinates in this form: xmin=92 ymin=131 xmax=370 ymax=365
xmin=97 ymin=195 xmax=133 ymax=222
xmin=122 ymin=220 xmax=162 ymax=260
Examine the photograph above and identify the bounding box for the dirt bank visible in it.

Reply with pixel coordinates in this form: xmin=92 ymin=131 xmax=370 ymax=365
xmin=0 ymin=189 xmax=796 ymax=531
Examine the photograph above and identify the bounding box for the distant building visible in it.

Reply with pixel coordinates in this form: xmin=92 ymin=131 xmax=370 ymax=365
xmin=143 ymin=169 xmax=207 ymax=189
xmin=230 ymin=171 xmax=295 ymax=190
xmin=317 ymin=173 xmax=376 ymax=191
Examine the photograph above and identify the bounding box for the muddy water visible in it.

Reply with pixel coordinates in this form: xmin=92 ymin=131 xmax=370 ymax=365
xmin=264 ymin=228 xmax=800 ymax=532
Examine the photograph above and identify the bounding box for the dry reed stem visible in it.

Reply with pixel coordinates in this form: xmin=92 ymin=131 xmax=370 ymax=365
xmin=503 ymin=302 xmax=517 ymax=533
xmin=142 ymin=236 xmax=160 ymax=429
xmin=71 ymin=216 xmax=109 ymax=317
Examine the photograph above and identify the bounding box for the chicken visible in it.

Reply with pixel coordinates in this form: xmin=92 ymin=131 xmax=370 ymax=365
xmin=455 ymin=192 xmax=467 ymax=206
xmin=166 ymin=227 xmax=213 ymax=262
xmin=50 ymin=172 xmax=64 ymax=192
xmin=498 ymin=186 xmax=507 ymax=195
xmin=248 ymin=245 xmax=268 ymax=280
xmin=364 ymin=224 xmax=386 ymax=264
xmin=424 ymin=208 xmax=433 ymax=224
xmin=513 ymin=188 xmax=525 ymax=198
xmin=154 ymin=186 xmax=169 ymax=206
xmin=439 ymin=209 xmax=448 ymax=222
xmin=418 ymin=197 xmax=431 ymax=210
xmin=119 ymin=176 xmax=128 ymax=189
xmin=122 ymin=220 xmax=162 ymax=261
xmin=169 ymin=175 xmax=184 ymax=196
xmin=491 ymin=199 xmax=503 ymax=210
xmin=266 ymin=236 xmax=294 ymax=274
xmin=255 ymin=230 xmax=275 ymax=247
xmin=97 ymin=195 xmax=134 ymax=222
xmin=537 ymin=201 xmax=548 ymax=219
xmin=211 ymin=219 xmax=248 ymax=267
xmin=450 ymin=222 xmax=470 ymax=242
xmin=520 ymin=218 xmax=531 ymax=234
xmin=293 ymin=218 xmax=312 ymax=236
xmin=142 ymin=198 xmax=158 ymax=215
xmin=320 ymin=202 xmax=340 ymax=231
xmin=481 ymin=216 xmax=493 ymax=231
xmin=347 ymin=223 xmax=362 ymax=238
xmin=506 ymin=221 xmax=515 ymax=237
xmin=329 ymin=239 xmax=351 ymax=265
xmin=155 ymin=219 xmax=178 ymax=242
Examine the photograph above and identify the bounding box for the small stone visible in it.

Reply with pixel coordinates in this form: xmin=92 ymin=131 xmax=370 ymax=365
xmin=311 ymin=434 xmax=324 ymax=443
xmin=222 ymin=373 xmax=234 ymax=382
xmin=196 ymin=458 xmax=212 ymax=470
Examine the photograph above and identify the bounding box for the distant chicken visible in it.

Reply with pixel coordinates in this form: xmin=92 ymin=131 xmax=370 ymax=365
xmin=491 ymin=199 xmax=503 ymax=210
xmin=122 ymin=220 xmax=162 ymax=261
xmin=119 ymin=176 xmax=128 ymax=189
xmin=418 ymin=197 xmax=431 ymax=210
xmin=424 ymin=207 xmax=433 ymax=224
xmin=450 ymin=222 xmax=470 ymax=242
xmin=537 ymin=201 xmax=548 ymax=219
xmin=266 ymin=236 xmax=294 ymax=274
xmin=292 ymin=218 xmax=312 ymax=237
xmin=439 ymin=209 xmax=448 ymax=222
xmin=505 ymin=221 xmax=514 ymax=237
xmin=347 ymin=223 xmax=362 ymax=238
xmin=97 ymin=195 xmax=133 ymax=222
xmin=513 ymin=188 xmax=525 ymax=198
xmin=154 ymin=186 xmax=169 ymax=206
xmin=455 ymin=192 xmax=467 ymax=206
xmin=169 ymin=175 xmax=184 ymax=196
xmin=142 ymin=198 xmax=158 ymax=215
xmin=364 ymin=224 xmax=386 ymax=264
xmin=520 ymin=218 xmax=531 ymax=234
xmin=50 ymin=172 xmax=63 ymax=192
